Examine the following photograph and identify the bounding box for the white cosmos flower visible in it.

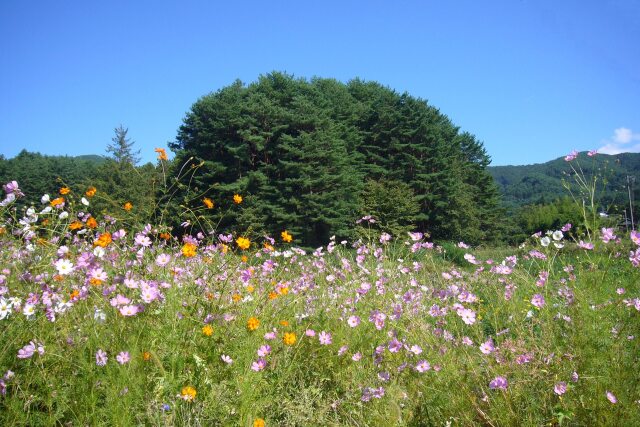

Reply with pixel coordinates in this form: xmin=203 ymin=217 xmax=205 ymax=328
xmin=59 ymin=211 xmax=69 ymax=219
xmin=41 ymin=194 xmax=50 ymax=204
xmin=54 ymin=259 xmax=74 ymax=275
xmin=22 ymin=303 xmax=36 ymax=318
xmin=81 ymin=197 xmax=90 ymax=206
xmin=540 ymin=237 xmax=551 ymax=247
xmin=93 ymin=246 xmax=105 ymax=258
xmin=40 ymin=206 xmax=52 ymax=214
xmin=552 ymin=230 xmax=564 ymax=241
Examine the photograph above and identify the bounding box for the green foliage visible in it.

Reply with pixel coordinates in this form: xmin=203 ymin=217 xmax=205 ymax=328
xmin=169 ymin=72 xmax=501 ymax=246
xmin=357 ymin=179 xmax=420 ymax=238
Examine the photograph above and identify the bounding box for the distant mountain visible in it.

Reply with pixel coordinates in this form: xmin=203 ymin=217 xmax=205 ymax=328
xmin=488 ymin=152 xmax=640 ymax=210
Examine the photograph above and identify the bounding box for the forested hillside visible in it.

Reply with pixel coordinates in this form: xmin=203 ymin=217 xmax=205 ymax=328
xmin=489 ymin=152 xmax=640 ymax=210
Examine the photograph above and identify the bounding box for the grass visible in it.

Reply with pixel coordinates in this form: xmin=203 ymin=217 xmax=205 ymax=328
xmin=1 ymin=190 xmax=640 ymax=426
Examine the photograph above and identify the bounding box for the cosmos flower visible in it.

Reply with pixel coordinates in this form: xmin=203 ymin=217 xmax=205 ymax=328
xmin=489 ymin=376 xmax=508 ymax=390
xmin=95 ymin=349 xmax=108 ymax=366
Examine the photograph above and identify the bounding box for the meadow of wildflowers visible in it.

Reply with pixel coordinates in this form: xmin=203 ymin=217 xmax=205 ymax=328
xmin=1 ymin=161 xmax=640 ymax=425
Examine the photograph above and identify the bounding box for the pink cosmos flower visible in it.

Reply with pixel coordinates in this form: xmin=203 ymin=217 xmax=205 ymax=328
xmin=257 ymin=345 xmax=271 ymax=357
xmin=95 ymin=349 xmax=108 ymax=366
xmin=119 ymin=305 xmax=139 ymax=316
xmin=251 ymin=358 xmax=267 ymax=371
xmin=489 ymin=376 xmax=508 ymax=390
xmin=587 ymin=149 xmax=597 ymax=157
xmin=631 ymin=230 xmax=640 ymax=246
xmin=531 ymin=294 xmax=546 ymax=309
xmin=564 ymin=150 xmax=578 ymax=162
xmin=601 ymin=228 xmax=616 ymax=243
xmin=415 ymin=360 xmax=431 ymax=372
xmin=606 ymin=390 xmax=617 ymax=404
xmin=116 ymin=351 xmax=130 ymax=365
xmin=318 ymin=331 xmax=332 ymax=345
xmin=459 ymin=308 xmax=476 ymax=325
xmin=221 ymin=354 xmax=233 ymax=364
xmin=347 ymin=315 xmax=361 ymax=327
xmin=578 ymin=240 xmax=594 ymax=250
xmin=479 ymin=339 xmax=495 ymax=355
xmin=554 ymin=381 xmax=567 ymax=395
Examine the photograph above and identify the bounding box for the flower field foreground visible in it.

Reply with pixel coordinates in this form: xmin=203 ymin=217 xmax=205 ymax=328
xmin=1 ymin=182 xmax=640 ymax=426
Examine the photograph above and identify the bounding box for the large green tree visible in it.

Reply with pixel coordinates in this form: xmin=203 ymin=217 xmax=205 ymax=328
xmin=168 ymin=72 xmax=502 ymax=245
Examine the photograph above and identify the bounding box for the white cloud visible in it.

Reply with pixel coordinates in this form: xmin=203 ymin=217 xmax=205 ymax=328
xmin=598 ymin=127 xmax=640 ymax=154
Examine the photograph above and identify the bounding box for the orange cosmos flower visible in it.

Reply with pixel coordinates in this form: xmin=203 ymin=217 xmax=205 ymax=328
xmin=89 ymin=278 xmax=102 ymax=286
xmin=247 ymin=317 xmax=260 ymax=331
xmin=155 ymin=148 xmax=168 ymax=161
xmin=283 ymin=332 xmax=297 ymax=346
xmin=180 ymin=386 xmax=196 ymax=402
xmin=86 ymin=217 xmax=98 ymax=229
xmin=281 ymin=230 xmax=293 ymax=243
xmin=233 ymin=194 xmax=243 ymax=204
xmin=123 ymin=202 xmax=133 ymax=211
xmin=159 ymin=232 xmax=171 ymax=240
xmin=50 ymin=197 xmax=65 ymax=207
xmin=202 ymin=325 xmax=213 ymax=336
xmin=232 ymin=293 xmax=242 ymax=302
xmin=253 ymin=419 xmax=266 ymax=427
xmin=85 ymin=186 xmax=97 ymax=197
xmin=203 ymin=197 xmax=214 ymax=209
xmin=69 ymin=289 xmax=80 ymax=300
xmin=279 ymin=320 xmax=289 ymax=327
xmin=94 ymin=232 xmax=112 ymax=248
xmin=268 ymin=292 xmax=278 ymax=300
xmin=59 ymin=187 xmax=71 ymax=195
xmin=236 ymin=237 xmax=250 ymax=250
xmin=69 ymin=221 xmax=83 ymax=230
xmin=142 ymin=351 xmax=152 ymax=361
xmin=182 ymin=242 xmax=197 ymax=257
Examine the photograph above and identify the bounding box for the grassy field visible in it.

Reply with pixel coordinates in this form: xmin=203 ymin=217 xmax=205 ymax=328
xmin=1 ymin=182 xmax=639 ymax=426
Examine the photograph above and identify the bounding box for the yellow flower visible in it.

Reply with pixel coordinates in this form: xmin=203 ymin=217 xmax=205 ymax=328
xmin=94 ymin=232 xmax=112 ymax=248
xmin=236 ymin=237 xmax=250 ymax=250
xmin=247 ymin=285 xmax=255 ymax=293
xmin=180 ymin=386 xmax=197 ymax=402
xmin=268 ymin=292 xmax=278 ymax=300
xmin=263 ymin=243 xmax=274 ymax=252
xmin=233 ymin=194 xmax=243 ymax=204
xmin=123 ymin=202 xmax=133 ymax=211
xmin=90 ymin=278 xmax=102 ymax=286
xmin=232 ymin=293 xmax=242 ymax=302
xmin=241 ymin=255 xmax=248 ymax=263
xmin=182 ymin=242 xmax=197 ymax=258
xmin=59 ymin=187 xmax=71 ymax=195
xmin=247 ymin=317 xmax=260 ymax=331
xmin=278 ymin=286 xmax=289 ymax=296
xmin=69 ymin=220 xmax=83 ymax=230
xmin=279 ymin=320 xmax=289 ymax=327
xmin=281 ymin=230 xmax=293 ymax=243
xmin=253 ymin=418 xmax=266 ymax=427
xmin=203 ymin=197 xmax=214 ymax=209
xmin=155 ymin=148 xmax=168 ymax=161
xmin=283 ymin=332 xmax=297 ymax=346
xmin=50 ymin=197 xmax=65 ymax=207
xmin=85 ymin=186 xmax=97 ymax=197
xmin=202 ymin=325 xmax=213 ymax=336
xmin=142 ymin=351 xmax=151 ymax=361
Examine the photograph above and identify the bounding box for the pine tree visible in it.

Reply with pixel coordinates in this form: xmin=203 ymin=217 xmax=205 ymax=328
xmin=106 ymin=125 xmax=140 ymax=166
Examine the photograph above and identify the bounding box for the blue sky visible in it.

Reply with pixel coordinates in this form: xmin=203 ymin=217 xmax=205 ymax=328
xmin=1 ymin=0 xmax=638 ymax=166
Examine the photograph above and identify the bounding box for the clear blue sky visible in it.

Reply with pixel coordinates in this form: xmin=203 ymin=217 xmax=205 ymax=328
xmin=1 ymin=0 xmax=639 ymax=166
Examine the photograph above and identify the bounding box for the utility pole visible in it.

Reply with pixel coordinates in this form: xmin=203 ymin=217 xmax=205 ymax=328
xmin=628 ymin=176 xmax=635 ymax=231
xmin=624 ymin=209 xmax=628 ymax=233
